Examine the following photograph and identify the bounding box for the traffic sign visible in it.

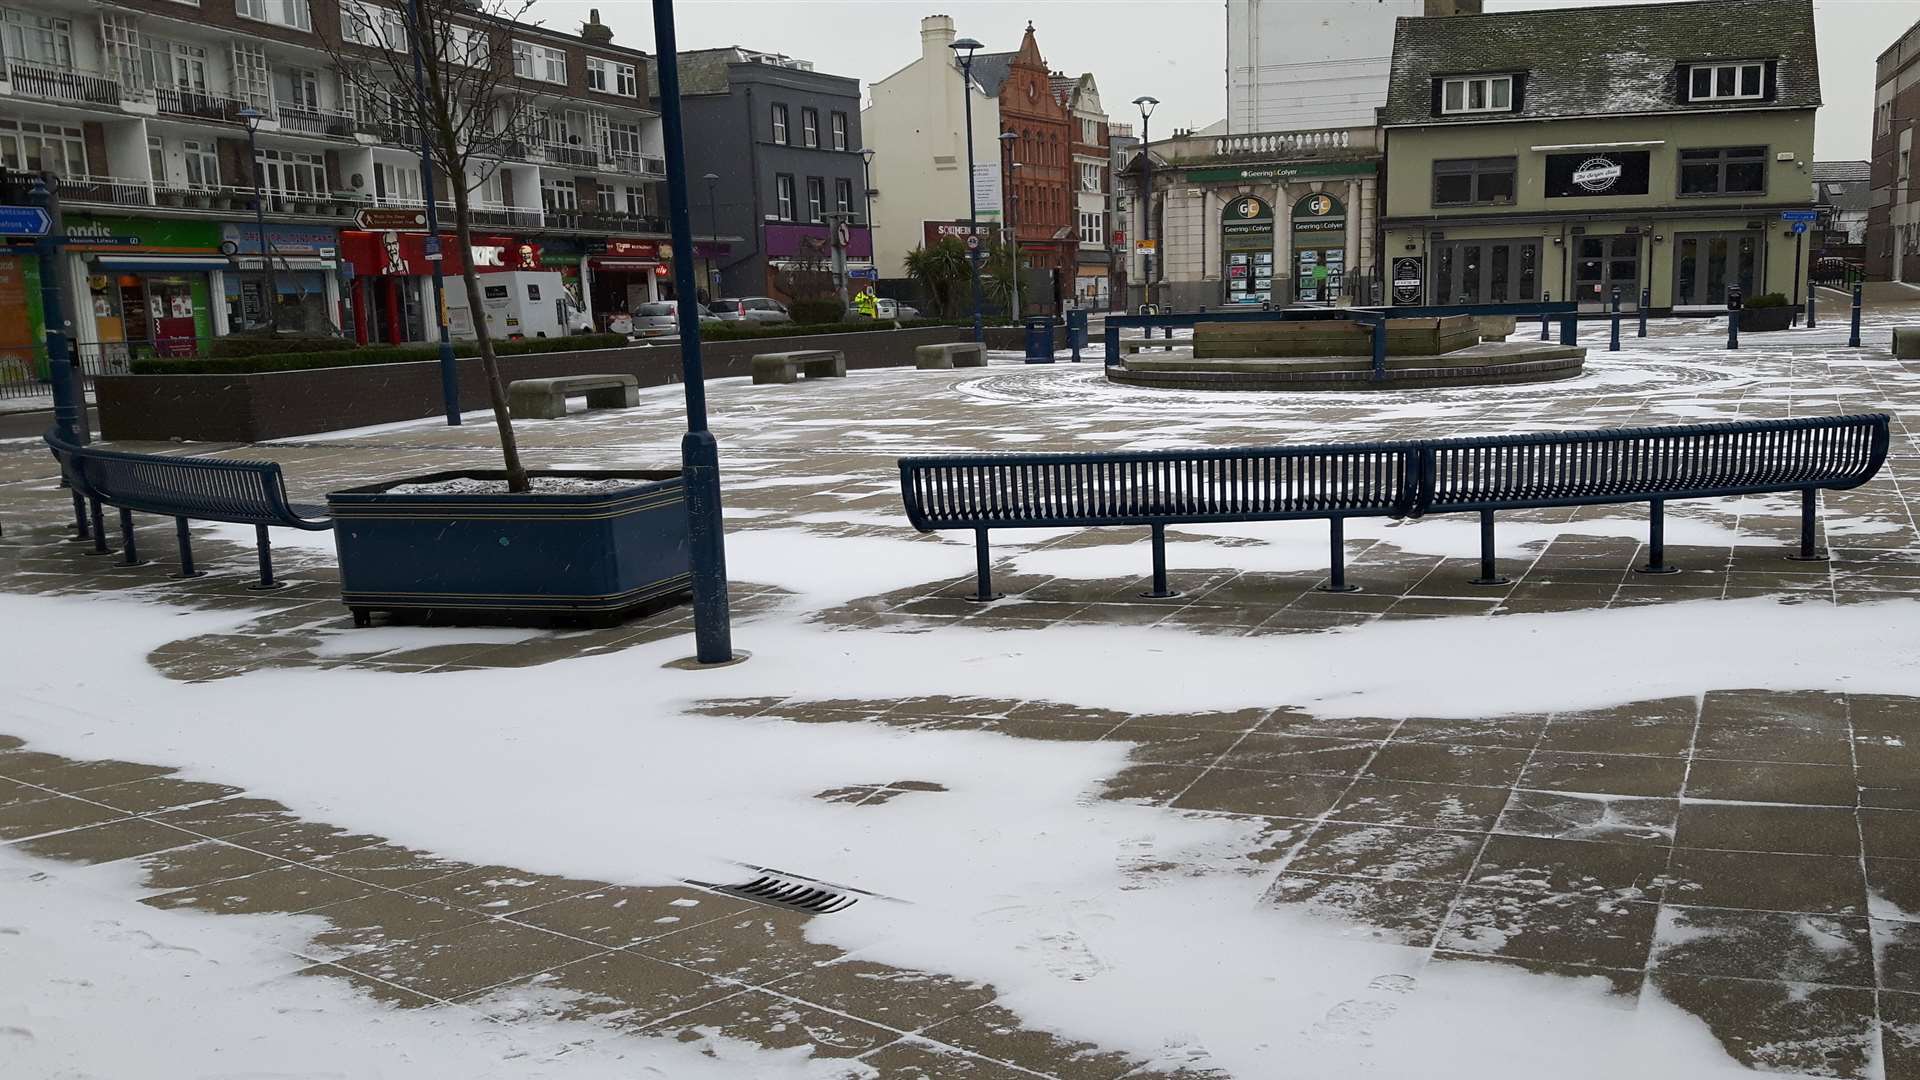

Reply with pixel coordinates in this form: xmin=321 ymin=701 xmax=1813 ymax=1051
xmin=1791 ymin=221 xmax=1807 ymax=234
xmin=1780 ymin=210 xmax=1818 ymax=223
xmin=964 ymin=233 xmax=980 ymax=252
xmin=356 ymin=208 xmax=430 ymax=231
xmin=0 ymin=206 xmax=51 ymax=238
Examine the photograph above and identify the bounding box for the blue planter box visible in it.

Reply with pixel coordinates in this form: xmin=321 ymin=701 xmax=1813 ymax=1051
xmin=327 ymin=470 xmax=691 ymax=627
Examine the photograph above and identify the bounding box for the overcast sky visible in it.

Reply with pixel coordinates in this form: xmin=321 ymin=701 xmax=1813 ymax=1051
xmin=566 ymin=0 xmax=1905 ymax=162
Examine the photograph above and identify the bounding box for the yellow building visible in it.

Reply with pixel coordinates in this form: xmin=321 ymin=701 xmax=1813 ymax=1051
xmin=1381 ymin=0 xmax=1819 ymax=312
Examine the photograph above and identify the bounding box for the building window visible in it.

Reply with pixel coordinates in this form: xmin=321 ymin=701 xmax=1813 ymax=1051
xmin=1438 ymin=74 xmax=1514 ymax=115
xmin=1081 ymin=117 xmax=1098 ymax=144
xmin=437 ymin=23 xmax=487 ymax=67
xmin=1687 ymin=62 xmax=1764 ymax=102
xmin=604 ymin=119 xmax=642 ymax=160
xmin=1079 ymin=211 xmax=1103 ymax=245
xmin=236 ymin=0 xmax=311 ymax=32
xmin=280 ymin=67 xmax=321 ymax=113
xmin=1432 ymin=157 xmax=1517 ymax=206
xmin=342 ymin=0 xmax=404 ymax=48
xmin=0 ymin=10 xmax=72 ymax=68
xmin=230 ymin=43 xmax=271 ymax=108
xmin=512 ymin=41 xmax=566 ymax=84
xmin=183 ymin=139 xmax=218 ymax=189
xmin=1678 ymin=146 xmax=1767 ymax=196
xmin=1876 ymin=102 xmax=1893 ymax=139
xmin=801 ymin=108 xmax=819 ymax=148
xmin=586 ymin=57 xmax=636 ymax=96
xmin=255 ymin=148 xmax=325 ymax=197
xmin=0 ymin=118 xmax=86 ymax=176
xmin=624 ymin=185 xmax=650 ymax=217
xmin=597 ymin=184 xmax=615 ymax=212
xmin=101 ymin=15 xmax=157 ymax=88
xmin=541 ymin=177 xmax=577 ymax=211
xmin=771 ymin=104 xmax=788 ymax=144
xmin=830 ymin=111 xmax=847 ymax=151
xmin=1080 ymin=162 xmax=1102 ymax=192
xmin=834 ymin=177 xmax=853 ymax=214
xmin=806 ymin=176 xmax=825 ymax=222
xmin=775 ymin=173 xmax=794 ymax=219
xmin=147 ymin=136 xmax=165 ymax=184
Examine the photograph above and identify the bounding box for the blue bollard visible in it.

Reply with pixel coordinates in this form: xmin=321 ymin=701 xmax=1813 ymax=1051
xmin=1609 ymin=287 xmax=1620 ymax=352
xmin=1727 ymin=286 xmax=1742 ymax=350
xmin=1849 ymin=283 xmax=1862 ymax=348
xmin=1559 ymin=312 xmax=1576 ymax=346
xmin=1638 ymin=287 xmax=1649 ymax=338
xmin=1541 ymin=291 xmax=1551 ymax=340
xmin=1808 ymin=284 xmax=1817 ymax=329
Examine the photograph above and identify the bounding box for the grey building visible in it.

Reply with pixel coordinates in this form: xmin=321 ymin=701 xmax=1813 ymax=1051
xmin=663 ymin=48 xmax=872 ymax=302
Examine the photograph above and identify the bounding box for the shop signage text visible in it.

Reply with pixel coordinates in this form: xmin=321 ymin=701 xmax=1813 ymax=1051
xmin=1545 ymin=151 xmax=1650 ymax=199
xmin=1291 ymin=192 xmax=1346 ymax=236
xmin=1184 ymin=161 xmax=1376 ymax=184
xmin=1392 ymin=256 xmax=1424 ymax=305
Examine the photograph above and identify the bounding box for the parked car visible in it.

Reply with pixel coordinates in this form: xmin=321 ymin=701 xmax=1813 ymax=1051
xmin=631 ymin=301 xmax=690 ymax=338
xmin=707 ymin=297 xmax=792 ymax=325
xmin=873 ymin=298 xmax=920 ymax=320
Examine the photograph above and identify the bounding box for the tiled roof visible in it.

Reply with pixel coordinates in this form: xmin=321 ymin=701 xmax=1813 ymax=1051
xmin=1382 ymin=0 xmax=1819 ymax=126
xmin=968 ymin=52 xmax=1016 ymax=97
xmin=1812 ymin=160 xmax=1871 ymax=183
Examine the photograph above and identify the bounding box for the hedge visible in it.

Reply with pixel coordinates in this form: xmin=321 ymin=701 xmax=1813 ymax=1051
xmin=696 ymin=318 xmax=1012 ymax=341
xmin=130 ymin=333 xmax=629 ymax=375
xmin=207 ymin=335 xmax=360 ymax=359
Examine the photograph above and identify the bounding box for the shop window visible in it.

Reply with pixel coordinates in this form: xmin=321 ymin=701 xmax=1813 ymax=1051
xmin=1432 ymin=157 xmax=1517 ymax=207
xmin=771 ymin=104 xmax=788 ymax=145
xmin=1687 ymin=62 xmax=1764 ymax=103
xmin=830 ymin=112 xmax=848 ymax=151
xmin=1678 ymin=146 xmax=1767 ymax=196
xmin=801 ymin=108 xmax=819 ymax=148
xmin=1438 ymin=74 xmax=1514 ymax=115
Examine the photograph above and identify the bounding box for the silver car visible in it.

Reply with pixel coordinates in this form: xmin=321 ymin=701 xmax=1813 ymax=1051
xmin=707 ymin=297 xmax=792 ymax=325
xmin=630 ymin=301 xmax=688 ymax=338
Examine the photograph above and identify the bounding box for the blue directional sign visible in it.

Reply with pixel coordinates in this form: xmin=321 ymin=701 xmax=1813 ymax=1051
xmin=1791 ymin=221 xmax=1808 ymax=234
xmin=0 ymin=206 xmax=51 ymax=237
xmin=1780 ymin=210 xmax=1818 ymax=223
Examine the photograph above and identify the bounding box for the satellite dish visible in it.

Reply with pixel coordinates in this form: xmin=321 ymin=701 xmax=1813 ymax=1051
xmin=349 ymin=173 xmax=366 ymax=189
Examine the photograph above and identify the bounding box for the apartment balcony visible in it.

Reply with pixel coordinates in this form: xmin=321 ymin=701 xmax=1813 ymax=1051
xmin=542 ymin=208 xmax=665 ymax=235
xmin=276 ymin=105 xmax=357 ymax=139
xmin=604 ymin=152 xmax=666 ymax=179
xmin=371 ymin=196 xmax=544 ymax=231
xmin=1 ymin=59 xmax=134 ymax=108
xmin=56 ymin=175 xmax=151 ymax=207
xmin=155 ymin=86 xmax=248 ymax=124
xmin=542 ymin=143 xmax=599 ymax=169
xmin=357 ymin=116 xmax=422 ymax=146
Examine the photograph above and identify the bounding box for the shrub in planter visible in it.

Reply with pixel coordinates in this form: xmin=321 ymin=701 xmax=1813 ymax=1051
xmin=208 ymin=334 xmax=358 ymax=359
xmin=130 ymin=333 xmax=628 ymax=375
xmin=788 ymin=298 xmax=846 ymax=325
xmin=1740 ymin=292 xmax=1797 ymax=332
xmin=1744 ymin=293 xmax=1790 ymax=309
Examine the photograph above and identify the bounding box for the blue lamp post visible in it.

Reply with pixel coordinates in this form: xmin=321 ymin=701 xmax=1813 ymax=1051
xmin=1133 ymin=95 xmax=1158 ymax=312
xmin=403 ymin=0 xmax=461 ymax=425
xmin=653 ymin=0 xmax=735 ymax=664
xmin=235 ymin=105 xmax=279 ymax=334
xmin=950 ymin=35 xmax=985 ymax=343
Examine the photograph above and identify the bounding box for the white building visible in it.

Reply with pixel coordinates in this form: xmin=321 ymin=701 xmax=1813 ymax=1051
xmin=1226 ymin=0 xmax=1480 ymax=134
xmin=862 ymin=15 xmax=1003 ymax=280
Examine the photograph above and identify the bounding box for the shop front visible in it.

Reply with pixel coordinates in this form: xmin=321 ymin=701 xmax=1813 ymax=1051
xmin=1221 ymin=195 xmax=1275 ymax=306
xmin=65 ymin=216 xmax=226 ymax=364
xmin=218 ymin=223 xmax=343 ymax=334
xmin=337 ymin=231 xmax=540 ymax=345
xmin=585 ymin=239 xmax=668 ymax=323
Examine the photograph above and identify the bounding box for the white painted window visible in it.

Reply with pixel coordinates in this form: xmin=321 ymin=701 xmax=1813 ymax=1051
xmin=101 ymin=15 xmax=159 ymax=89
xmin=280 ymin=66 xmax=320 ymax=112
xmin=1879 ymin=102 xmax=1895 ymax=138
xmin=586 ymin=57 xmax=636 ymax=96
xmin=256 ymin=147 xmax=325 ymax=196
xmin=1080 ymin=117 xmax=1098 ymax=143
xmin=512 ymin=40 xmax=565 ymax=84
xmin=230 ymin=42 xmax=271 ymax=108
xmin=801 ymin=108 xmax=818 ymax=148
xmin=438 ymin=23 xmax=488 ymax=67
xmin=623 ymin=185 xmax=649 ymax=217
xmin=1079 ymin=211 xmax=1104 ymax=245
xmin=169 ymin=43 xmax=207 ymax=92
xmin=1080 ymin=162 xmax=1102 ymax=192
xmin=1688 ymin=62 xmax=1764 ymax=102
xmin=237 ymin=0 xmax=310 ymax=32
xmin=1439 ymin=74 xmax=1513 ymax=115
xmin=835 ymin=177 xmax=852 ymax=214
xmin=183 ymin=139 xmax=218 ymax=189
xmin=0 ymin=118 xmax=86 ymax=176
xmin=806 ymin=176 xmax=824 ymax=222
xmin=376 ymin=160 xmax=420 ymax=202
xmin=604 ymin=118 xmax=642 ymax=159
xmin=147 ymin=136 xmax=165 ymax=184
xmin=341 ymin=0 xmax=401 ymax=48
xmin=0 ymin=10 xmax=73 ymax=69
xmin=771 ymin=104 xmax=787 ymax=144
xmin=597 ymin=183 xmax=614 ymax=212
xmin=541 ymin=177 xmax=577 ymax=210
xmin=830 ymin=112 xmax=847 ymax=151
xmin=775 ymin=174 xmax=793 ymax=219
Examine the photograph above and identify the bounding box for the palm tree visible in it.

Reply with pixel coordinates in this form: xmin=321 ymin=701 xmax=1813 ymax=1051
xmin=904 ymin=238 xmax=971 ymax=318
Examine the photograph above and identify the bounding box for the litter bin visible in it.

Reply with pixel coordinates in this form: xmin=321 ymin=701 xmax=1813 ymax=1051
xmin=1065 ymin=309 xmax=1089 ymax=353
xmin=1024 ymin=316 xmax=1056 ymax=364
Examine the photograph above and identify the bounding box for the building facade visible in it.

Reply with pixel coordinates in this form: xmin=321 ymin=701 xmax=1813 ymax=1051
xmin=1381 ymin=0 xmax=1819 ymax=312
xmin=969 ymin=23 xmax=1073 ymax=308
xmin=1813 ymin=160 xmax=1869 ymax=262
xmin=1108 ymin=120 xmax=1137 ymax=306
xmin=1868 ymin=16 xmax=1920 ymax=282
xmin=1062 ymin=72 xmax=1111 ymax=308
xmin=667 ymin=48 xmax=869 ymax=304
xmin=1225 ymin=0 xmax=1480 ymax=135
xmin=0 ymin=0 xmax=674 ymax=367
xmin=862 ymin=15 xmax=1001 ymax=286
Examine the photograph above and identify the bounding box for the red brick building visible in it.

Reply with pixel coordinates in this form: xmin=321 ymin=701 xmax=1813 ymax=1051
xmin=971 ymin=24 xmax=1075 ymax=310
xmin=1869 ymin=16 xmax=1920 ymax=282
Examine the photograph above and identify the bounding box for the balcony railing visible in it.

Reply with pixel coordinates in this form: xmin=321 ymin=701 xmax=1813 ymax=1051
xmin=542 ymin=143 xmax=599 ymax=169
xmin=357 ymin=116 xmax=422 ymax=145
xmin=276 ymin=105 xmax=357 ymax=138
xmin=604 ymin=153 xmax=666 ymax=178
xmin=1151 ymin=124 xmax=1381 ymax=165
xmin=157 ymin=86 xmax=247 ymax=123
xmin=543 ymin=208 xmax=665 ymax=234
xmin=56 ymin=175 xmax=151 ymax=207
xmin=2 ymin=59 xmax=129 ymax=107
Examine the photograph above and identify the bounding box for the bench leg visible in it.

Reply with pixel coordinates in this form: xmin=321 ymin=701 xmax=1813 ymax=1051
xmin=1785 ymin=488 xmax=1829 ymax=562
xmin=172 ymin=517 xmax=205 ymax=579
xmin=967 ymin=527 xmax=1002 ymax=602
xmin=1637 ymin=499 xmax=1681 ymax=575
xmin=351 ymin=607 xmax=373 ymax=628
xmin=1470 ymin=509 xmax=1509 ymax=586
xmin=71 ymin=489 xmax=90 ymax=541
xmin=248 ymin=524 xmax=285 ymax=591
xmin=1319 ymin=517 xmax=1359 ymax=593
xmin=1141 ymin=523 xmax=1180 ymax=599
xmin=88 ymin=498 xmax=112 ymax=556
xmin=117 ymin=508 xmax=144 ymax=567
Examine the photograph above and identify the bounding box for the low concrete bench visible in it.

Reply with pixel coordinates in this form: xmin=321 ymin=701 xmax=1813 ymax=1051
xmin=915 ymin=342 xmax=987 ymax=369
xmin=508 ymin=374 xmax=639 ymax=420
xmin=1119 ymin=338 xmax=1175 ymax=355
xmin=1894 ymin=327 xmax=1920 ymax=359
xmin=751 ymin=350 xmax=846 ymax=384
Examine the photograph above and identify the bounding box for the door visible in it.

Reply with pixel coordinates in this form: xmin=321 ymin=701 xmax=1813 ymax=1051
xmin=1575 ymin=235 xmax=1640 ymax=311
xmin=1672 ymin=233 xmax=1760 ymax=307
xmin=1432 ymin=240 xmax=1540 ymax=305
xmin=170 ymin=44 xmax=207 ymax=92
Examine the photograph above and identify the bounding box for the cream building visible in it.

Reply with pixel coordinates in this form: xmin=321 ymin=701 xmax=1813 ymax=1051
xmin=862 ymin=15 xmax=1003 ymax=280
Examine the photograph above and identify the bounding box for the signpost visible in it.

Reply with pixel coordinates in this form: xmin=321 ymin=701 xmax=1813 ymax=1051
xmin=355 ymin=208 xmax=431 ymax=232
xmin=0 ymin=205 xmax=51 ymax=237
xmin=1783 ymin=211 xmax=1815 ymax=327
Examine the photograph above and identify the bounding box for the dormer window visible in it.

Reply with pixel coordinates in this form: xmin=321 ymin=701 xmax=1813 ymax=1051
xmin=1688 ymin=61 xmax=1765 ymax=102
xmin=1439 ymin=74 xmax=1513 ymax=115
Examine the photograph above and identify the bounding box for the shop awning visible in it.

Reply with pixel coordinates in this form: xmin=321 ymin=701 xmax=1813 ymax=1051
xmin=590 ymin=258 xmax=659 ymax=272
xmin=230 ymin=256 xmax=337 ymax=271
xmin=91 ymin=255 xmax=233 ymax=272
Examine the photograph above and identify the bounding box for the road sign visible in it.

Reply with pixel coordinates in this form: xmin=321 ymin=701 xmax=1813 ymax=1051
xmin=0 ymin=206 xmax=51 ymax=238
xmin=1791 ymin=221 xmax=1808 ymax=234
xmin=356 ymin=208 xmax=430 ymax=231
xmin=1780 ymin=210 xmax=1818 ymax=223
xmin=965 ymin=233 xmax=980 ymax=252
xmin=422 ymin=234 xmax=443 ymax=261
xmin=1135 ymin=239 xmax=1157 ymax=254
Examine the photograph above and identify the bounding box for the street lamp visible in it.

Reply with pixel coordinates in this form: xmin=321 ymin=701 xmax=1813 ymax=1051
xmin=859 ymin=146 xmax=875 ymax=281
xmin=235 ymin=105 xmax=279 ymax=333
xmin=951 ymin=35 xmax=985 ymax=343
xmin=653 ymin=0 xmax=734 ymax=665
xmin=999 ymin=130 xmax=1021 ymax=319
xmin=400 ymin=0 xmax=460 ymax=425
xmin=1133 ymin=95 xmax=1159 ymax=312
xmin=703 ymin=172 xmax=720 ymax=302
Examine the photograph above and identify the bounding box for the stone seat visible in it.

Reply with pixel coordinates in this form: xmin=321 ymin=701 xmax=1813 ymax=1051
xmin=1893 ymin=327 xmax=1920 ymax=359
xmin=751 ymin=349 xmax=847 ymax=385
xmin=1119 ymin=338 xmax=1175 ymax=354
xmin=915 ymin=342 xmax=987 ymax=369
xmin=508 ymin=374 xmax=640 ymax=420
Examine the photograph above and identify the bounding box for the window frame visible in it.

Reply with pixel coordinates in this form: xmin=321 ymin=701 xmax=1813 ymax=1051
xmin=1431 ymin=156 xmax=1518 ymax=207
xmin=775 ymin=173 xmax=794 ymax=220
xmin=801 ymin=107 xmax=819 ymax=148
xmin=1687 ymin=61 xmax=1765 ymax=103
xmin=1437 ymin=74 xmax=1514 ymax=116
xmin=829 ymin=111 xmax=847 ymax=151
xmin=1677 ymin=145 xmax=1769 ymax=198
xmin=235 ymin=0 xmax=311 ymax=33
xmin=513 ymin=40 xmax=566 ymax=84
xmin=834 ymin=176 xmax=853 ymax=215
xmin=805 ymin=176 xmax=825 ymax=222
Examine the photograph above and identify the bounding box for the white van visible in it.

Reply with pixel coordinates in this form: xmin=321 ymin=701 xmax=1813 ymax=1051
xmin=444 ymin=271 xmax=592 ymax=340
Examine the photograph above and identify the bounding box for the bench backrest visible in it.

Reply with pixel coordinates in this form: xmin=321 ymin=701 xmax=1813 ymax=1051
xmin=1421 ymin=414 xmax=1890 ymax=513
xmin=68 ymin=444 xmax=299 ymax=526
xmin=900 ymin=443 xmax=1422 ymax=530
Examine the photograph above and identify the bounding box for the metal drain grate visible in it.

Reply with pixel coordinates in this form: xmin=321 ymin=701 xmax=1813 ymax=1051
xmin=695 ymin=871 xmax=864 ymax=914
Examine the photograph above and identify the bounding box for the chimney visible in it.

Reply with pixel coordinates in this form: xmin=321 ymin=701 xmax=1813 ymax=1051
xmin=921 ymin=14 xmax=955 ymax=59
xmin=581 ymin=8 xmax=614 ymax=45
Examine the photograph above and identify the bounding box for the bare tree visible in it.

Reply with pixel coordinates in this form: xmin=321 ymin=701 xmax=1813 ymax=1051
xmin=319 ymin=0 xmax=539 ymax=490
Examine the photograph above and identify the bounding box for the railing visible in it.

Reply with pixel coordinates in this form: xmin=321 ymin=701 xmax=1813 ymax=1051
xmin=1 ymin=58 xmax=129 ymax=106
xmin=604 ymin=153 xmax=666 ymax=178
xmin=543 ymin=208 xmax=665 ymax=233
xmin=0 ymin=339 xmax=127 ymax=403
xmin=56 ymin=175 xmax=152 ymax=207
xmin=359 ymin=117 xmax=422 ymax=144
xmin=156 ymin=86 xmax=246 ymax=122
xmin=464 ymin=203 xmax=544 ymax=228
xmin=1212 ymin=129 xmax=1355 ymax=156
xmin=542 ymin=143 xmax=599 ymax=169
xmin=276 ymin=105 xmax=357 ymax=138
xmin=1149 ymin=125 xmax=1380 ymax=165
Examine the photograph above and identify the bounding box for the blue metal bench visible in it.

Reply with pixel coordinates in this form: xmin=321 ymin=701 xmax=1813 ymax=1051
xmin=46 ymin=429 xmax=332 ymax=589
xmin=899 ymin=442 xmax=1423 ymax=599
xmin=898 ymin=414 xmax=1889 ymax=599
